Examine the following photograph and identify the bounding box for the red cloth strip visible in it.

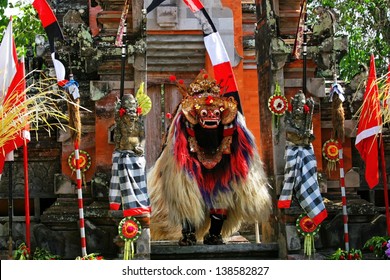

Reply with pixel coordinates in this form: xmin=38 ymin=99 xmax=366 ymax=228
xmin=32 ymin=0 xmax=57 ymax=27
xmin=277 ymin=200 xmax=292 ymax=208
xmin=124 ymin=207 xmax=151 ymax=217
xmin=183 ymin=0 xmax=204 ymax=13
xmin=311 ymin=209 xmax=328 ymax=226
xmin=109 ymin=203 xmax=121 ymax=211
xmin=214 ymin=62 xmax=238 ymax=93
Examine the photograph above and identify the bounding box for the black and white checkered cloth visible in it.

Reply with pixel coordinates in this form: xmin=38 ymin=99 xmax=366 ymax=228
xmin=109 ymin=150 xmax=150 ymax=215
xmin=278 ymin=144 xmax=327 ymax=225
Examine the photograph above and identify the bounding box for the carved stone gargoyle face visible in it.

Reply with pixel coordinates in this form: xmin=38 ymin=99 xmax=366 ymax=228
xmin=181 ymin=94 xmax=238 ymax=129
xmin=121 ymin=94 xmax=138 ymax=121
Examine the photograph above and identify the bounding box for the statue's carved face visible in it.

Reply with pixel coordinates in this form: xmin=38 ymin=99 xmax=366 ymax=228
xmin=121 ymin=94 xmax=138 ymax=121
xmin=292 ymin=92 xmax=306 ymax=115
xmin=181 ymin=95 xmax=238 ymax=129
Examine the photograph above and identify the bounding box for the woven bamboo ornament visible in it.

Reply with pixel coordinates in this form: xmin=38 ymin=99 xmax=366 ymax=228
xmin=268 ymin=82 xmax=288 ymax=141
xmin=296 ymin=213 xmax=320 ymax=258
xmin=322 ymin=138 xmax=339 ymax=173
xmin=118 ymin=216 xmax=142 ymax=260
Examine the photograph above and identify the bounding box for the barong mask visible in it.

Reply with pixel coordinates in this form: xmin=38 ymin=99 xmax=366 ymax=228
xmin=177 ymin=71 xmax=238 ymax=128
xmin=171 ymin=70 xmax=238 ymax=169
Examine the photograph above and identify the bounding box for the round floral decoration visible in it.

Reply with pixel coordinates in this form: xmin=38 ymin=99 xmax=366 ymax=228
xmin=322 ymin=139 xmax=339 ymax=162
xmin=118 ymin=216 xmax=142 ymax=242
xmin=268 ymin=94 xmax=288 ymax=116
xmin=68 ymin=150 xmax=92 ymax=173
xmin=296 ymin=214 xmax=320 ymax=235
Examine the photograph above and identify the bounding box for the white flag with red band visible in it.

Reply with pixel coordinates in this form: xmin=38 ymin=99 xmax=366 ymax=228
xmin=147 ymin=0 xmax=241 ymax=112
xmin=355 ymin=54 xmax=382 ymax=188
xmin=0 ymin=19 xmax=17 ymax=99
xmin=0 ymin=20 xmax=29 ymax=174
xmin=33 ymin=0 xmax=68 ymax=86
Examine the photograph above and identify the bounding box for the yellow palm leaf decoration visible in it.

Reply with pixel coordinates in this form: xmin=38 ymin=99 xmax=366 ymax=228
xmin=135 ymin=82 xmax=152 ymax=116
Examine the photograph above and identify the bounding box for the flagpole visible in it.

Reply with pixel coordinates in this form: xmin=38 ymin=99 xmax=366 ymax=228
xmin=379 ymin=134 xmax=390 ymax=235
xmin=302 ymin=11 xmax=307 ymax=95
xmin=74 ymin=139 xmax=87 ymax=256
xmin=7 ymin=160 xmax=13 ymax=258
xmin=23 ymin=139 xmax=31 ymax=253
xmin=116 ymin=0 xmax=130 ymax=100
xmin=329 ymin=9 xmax=349 ymax=251
xmin=337 ymin=141 xmax=350 ymax=251
xmin=120 ymin=22 xmax=127 ymax=100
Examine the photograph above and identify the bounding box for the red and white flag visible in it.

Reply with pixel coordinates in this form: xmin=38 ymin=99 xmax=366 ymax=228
xmin=0 ymin=18 xmax=17 ymax=99
xmin=32 ymin=0 xmax=64 ymax=53
xmin=355 ymin=54 xmax=382 ymax=188
xmin=147 ymin=0 xmax=242 ymax=112
xmin=0 ymin=19 xmax=29 ymax=175
xmin=33 ymin=0 xmax=67 ymax=85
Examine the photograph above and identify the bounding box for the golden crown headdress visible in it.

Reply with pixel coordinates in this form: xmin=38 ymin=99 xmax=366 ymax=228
xmin=170 ymin=69 xmax=221 ymax=98
xmin=170 ymin=69 xmax=238 ymax=127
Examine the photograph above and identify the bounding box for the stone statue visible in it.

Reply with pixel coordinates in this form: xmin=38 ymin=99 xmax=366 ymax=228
xmin=278 ymin=90 xmax=328 ymax=226
xmin=109 ymin=93 xmax=150 ymax=217
xmin=113 ymin=94 xmax=145 ymax=156
xmin=285 ymin=90 xmax=315 ymax=146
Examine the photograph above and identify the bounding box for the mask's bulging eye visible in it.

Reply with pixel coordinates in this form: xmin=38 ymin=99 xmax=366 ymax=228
xmin=200 ymin=109 xmax=207 ymax=117
xmin=213 ymin=109 xmax=221 ymax=117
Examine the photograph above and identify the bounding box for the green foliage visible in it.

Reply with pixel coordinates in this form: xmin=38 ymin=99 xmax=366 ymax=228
xmin=329 ymin=248 xmax=363 ymax=260
xmin=13 ymin=243 xmax=30 ymax=260
xmin=363 ymin=236 xmax=390 ymax=259
xmin=75 ymin=253 xmax=104 ymax=260
xmin=13 ymin=243 xmax=61 ymax=260
xmin=309 ymin=0 xmax=390 ymax=81
xmin=0 ymin=0 xmax=45 ymax=57
xmin=33 ymin=247 xmax=61 ymax=260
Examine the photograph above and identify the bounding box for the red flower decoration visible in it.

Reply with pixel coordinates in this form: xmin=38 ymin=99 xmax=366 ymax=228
xmin=322 ymin=139 xmax=339 ymax=162
xmin=136 ymin=107 xmax=142 ymax=115
xmin=303 ymin=104 xmax=310 ymax=113
xmin=205 ymin=95 xmax=214 ymax=105
xmin=118 ymin=217 xmax=141 ymax=242
xmin=296 ymin=214 xmax=320 ymax=235
xmin=268 ymin=94 xmax=288 ymax=116
xmin=169 ymin=75 xmax=176 ymax=82
xmin=178 ymin=79 xmax=184 ymax=84
xmin=119 ymin=107 xmax=126 ymax=117
xmin=299 ymin=216 xmax=317 ymax=233
xmin=166 ymin=112 xmax=172 ymax=119
xmin=203 ymin=74 xmax=208 ymax=79
xmin=68 ymin=150 xmax=92 ymax=173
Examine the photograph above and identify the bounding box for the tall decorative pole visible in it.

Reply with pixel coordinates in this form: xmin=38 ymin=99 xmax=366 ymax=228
xmin=64 ymin=48 xmax=86 ymax=257
xmin=74 ymin=138 xmax=87 ymax=256
xmin=302 ymin=11 xmax=307 ymax=96
xmin=115 ymin=0 xmax=130 ymax=100
xmin=67 ymin=72 xmax=87 ymax=257
xmin=7 ymin=158 xmax=13 ymax=258
xmin=327 ymin=8 xmax=349 ymax=251
xmin=23 ymin=139 xmax=31 ymax=252
xmin=337 ymin=141 xmax=349 ymax=251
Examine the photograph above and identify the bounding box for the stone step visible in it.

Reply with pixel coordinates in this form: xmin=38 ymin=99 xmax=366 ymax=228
xmin=150 ymin=242 xmax=279 ymax=260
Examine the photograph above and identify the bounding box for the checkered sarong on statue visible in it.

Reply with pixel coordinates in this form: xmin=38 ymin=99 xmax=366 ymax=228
xmin=109 ymin=150 xmax=150 ymax=216
xmin=278 ymin=144 xmax=327 ymax=225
